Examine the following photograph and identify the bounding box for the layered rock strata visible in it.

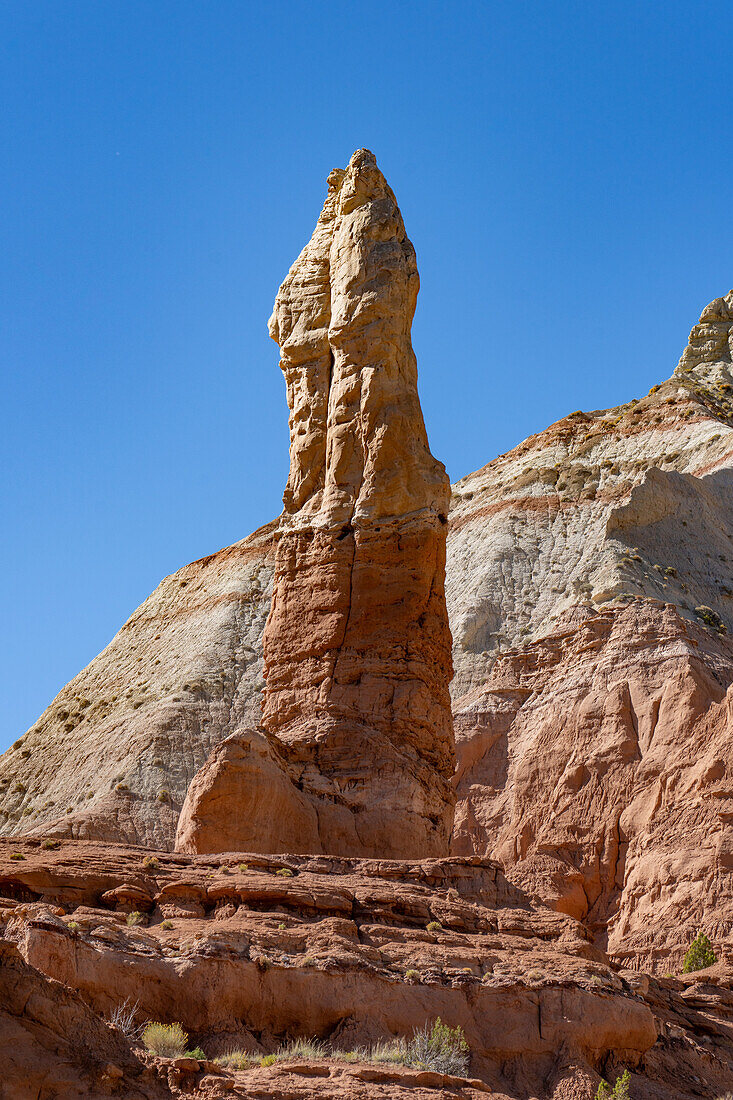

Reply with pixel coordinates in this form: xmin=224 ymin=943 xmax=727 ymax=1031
xmin=176 ymin=149 xmax=455 ymax=857
xmin=3 ymin=256 xmax=733 ymax=983
xmin=6 ymin=839 xmax=733 ymax=1100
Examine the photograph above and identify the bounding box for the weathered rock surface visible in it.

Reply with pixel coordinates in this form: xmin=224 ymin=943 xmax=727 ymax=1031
xmin=3 ymin=209 xmax=733 ymax=1048
xmin=452 ymin=600 xmax=733 ymax=970
xmin=0 ymin=522 xmax=276 ymax=848
xmin=447 ymin=291 xmax=733 ymax=971
xmin=0 ymin=935 xmax=165 ymax=1099
xmin=4 ymin=290 xmax=733 ymax=863
xmin=5 ymin=839 xmax=733 ymax=1100
xmin=178 ymin=149 xmax=455 ymax=858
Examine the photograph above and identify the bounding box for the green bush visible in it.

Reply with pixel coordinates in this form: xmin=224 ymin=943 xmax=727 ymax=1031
xmin=143 ymin=856 xmax=160 ymax=869
xmin=41 ymin=839 xmax=60 ymax=850
xmin=406 ymin=1018 xmax=469 ymax=1076
xmin=426 ymin=921 xmax=442 ymax=933
xmin=126 ymin=911 xmax=145 ymax=927
xmin=683 ymin=931 xmax=715 ymax=973
xmin=596 ymin=1068 xmax=630 ymax=1100
xmin=142 ymin=1021 xmax=188 ymax=1058
xmin=185 ymin=1046 xmax=206 ymax=1059
xmin=276 ymin=868 xmax=294 ymax=877
xmin=695 ymin=606 xmax=726 ymax=633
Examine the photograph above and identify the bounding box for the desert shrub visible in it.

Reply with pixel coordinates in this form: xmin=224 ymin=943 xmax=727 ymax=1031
xmin=695 ymin=606 xmax=726 ymax=633
xmin=105 ymin=998 xmax=141 ymax=1039
xmin=596 ymin=1068 xmax=630 ymax=1100
xmin=404 ymin=969 xmax=421 ymax=982
xmin=67 ymin=920 xmax=80 ymax=933
xmin=161 ymin=920 xmax=174 ymax=930
xmin=142 ymin=1021 xmax=188 ymax=1058
xmin=157 ymin=790 xmax=169 ymax=803
xmin=367 ymin=1039 xmax=409 ymax=1064
xmin=426 ymin=920 xmax=442 ymax=933
xmin=215 ymin=1049 xmax=254 ymax=1070
xmin=185 ymin=1046 xmax=206 ymax=1059
xmin=143 ymin=856 xmax=160 ymax=870
xmin=126 ymin=911 xmax=145 ymax=927
xmin=276 ymin=868 xmax=294 ymax=877
xmin=238 ymin=863 xmax=249 ymax=872
xmin=261 ymin=1053 xmax=277 ymax=1066
xmin=406 ymin=1018 xmax=469 ymax=1076
xmin=9 ymin=853 xmax=25 ymax=861
xmin=683 ymin=931 xmax=715 ymax=973
xmin=274 ymin=1038 xmax=326 ymax=1062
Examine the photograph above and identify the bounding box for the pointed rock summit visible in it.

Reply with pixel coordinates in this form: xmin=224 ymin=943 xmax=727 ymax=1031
xmin=176 ymin=149 xmax=456 ymax=856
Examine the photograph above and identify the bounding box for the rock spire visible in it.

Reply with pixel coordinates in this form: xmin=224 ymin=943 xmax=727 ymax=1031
xmin=176 ymin=149 xmax=456 ymax=856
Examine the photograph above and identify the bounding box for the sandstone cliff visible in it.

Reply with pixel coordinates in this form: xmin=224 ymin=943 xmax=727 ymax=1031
xmin=449 ymin=291 xmax=733 ymax=970
xmin=3 ymin=287 xmax=732 ymax=876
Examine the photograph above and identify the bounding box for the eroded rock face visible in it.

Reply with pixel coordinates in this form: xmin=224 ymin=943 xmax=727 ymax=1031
xmin=177 ymin=151 xmax=454 ymax=858
xmin=452 ymin=601 xmax=733 ymax=969
xmin=258 ymin=148 xmax=454 ymax=857
xmin=446 ymin=292 xmax=733 ymax=965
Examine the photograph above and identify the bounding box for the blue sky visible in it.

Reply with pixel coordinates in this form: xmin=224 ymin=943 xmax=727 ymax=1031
xmin=2 ymin=0 xmax=732 ymax=751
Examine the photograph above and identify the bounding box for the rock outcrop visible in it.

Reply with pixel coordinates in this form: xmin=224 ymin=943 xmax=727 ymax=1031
xmin=3 ymin=190 xmax=733 ymax=988
xmin=446 ymin=292 xmax=733 ymax=968
xmin=176 ymin=149 xmax=455 ymax=858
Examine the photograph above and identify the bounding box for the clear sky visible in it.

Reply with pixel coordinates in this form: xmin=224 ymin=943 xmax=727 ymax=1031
xmin=2 ymin=0 xmax=732 ymax=752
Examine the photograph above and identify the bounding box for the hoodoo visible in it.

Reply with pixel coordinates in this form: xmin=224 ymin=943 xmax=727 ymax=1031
xmin=175 ymin=149 xmax=455 ymax=856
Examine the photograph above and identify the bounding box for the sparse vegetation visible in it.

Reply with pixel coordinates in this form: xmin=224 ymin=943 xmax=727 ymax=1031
xmin=142 ymin=1021 xmax=188 ymax=1058
xmin=9 ymin=853 xmax=25 ymax=861
xmin=115 ymin=783 xmax=129 ymax=792
xmin=406 ymin=1019 xmax=469 ymax=1075
xmin=695 ymin=606 xmax=727 ymax=634
xmin=161 ymin=920 xmax=174 ymax=930
xmin=143 ymin=856 xmax=160 ymax=870
xmin=683 ymin=931 xmax=715 ymax=973
xmin=215 ymin=1049 xmax=254 ymax=1070
xmin=126 ymin=911 xmax=145 ymax=927
xmin=234 ymin=1021 xmax=471 ymax=1076
xmin=185 ymin=1046 xmax=206 ymax=1059
xmin=238 ymin=863 xmax=249 ymax=872
xmin=276 ymin=867 xmax=294 ymax=877
xmin=67 ymin=921 xmax=80 ymax=933
xmin=426 ymin=920 xmax=442 ymax=933
xmin=269 ymin=1038 xmax=327 ymax=1063
xmin=157 ymin=790 xmax=170 ymax=803
xmin=596 ymin=1068 xmax=630 ymax=1100
xmin=105 ymin=998 xmax=141 ymax=1039
xmin=404 ymin=969 xmax=421 ymax=982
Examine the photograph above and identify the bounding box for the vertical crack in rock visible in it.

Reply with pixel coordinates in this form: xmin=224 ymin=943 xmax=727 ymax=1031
xmin=176 ymin=149 xmax=455 ymax=857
